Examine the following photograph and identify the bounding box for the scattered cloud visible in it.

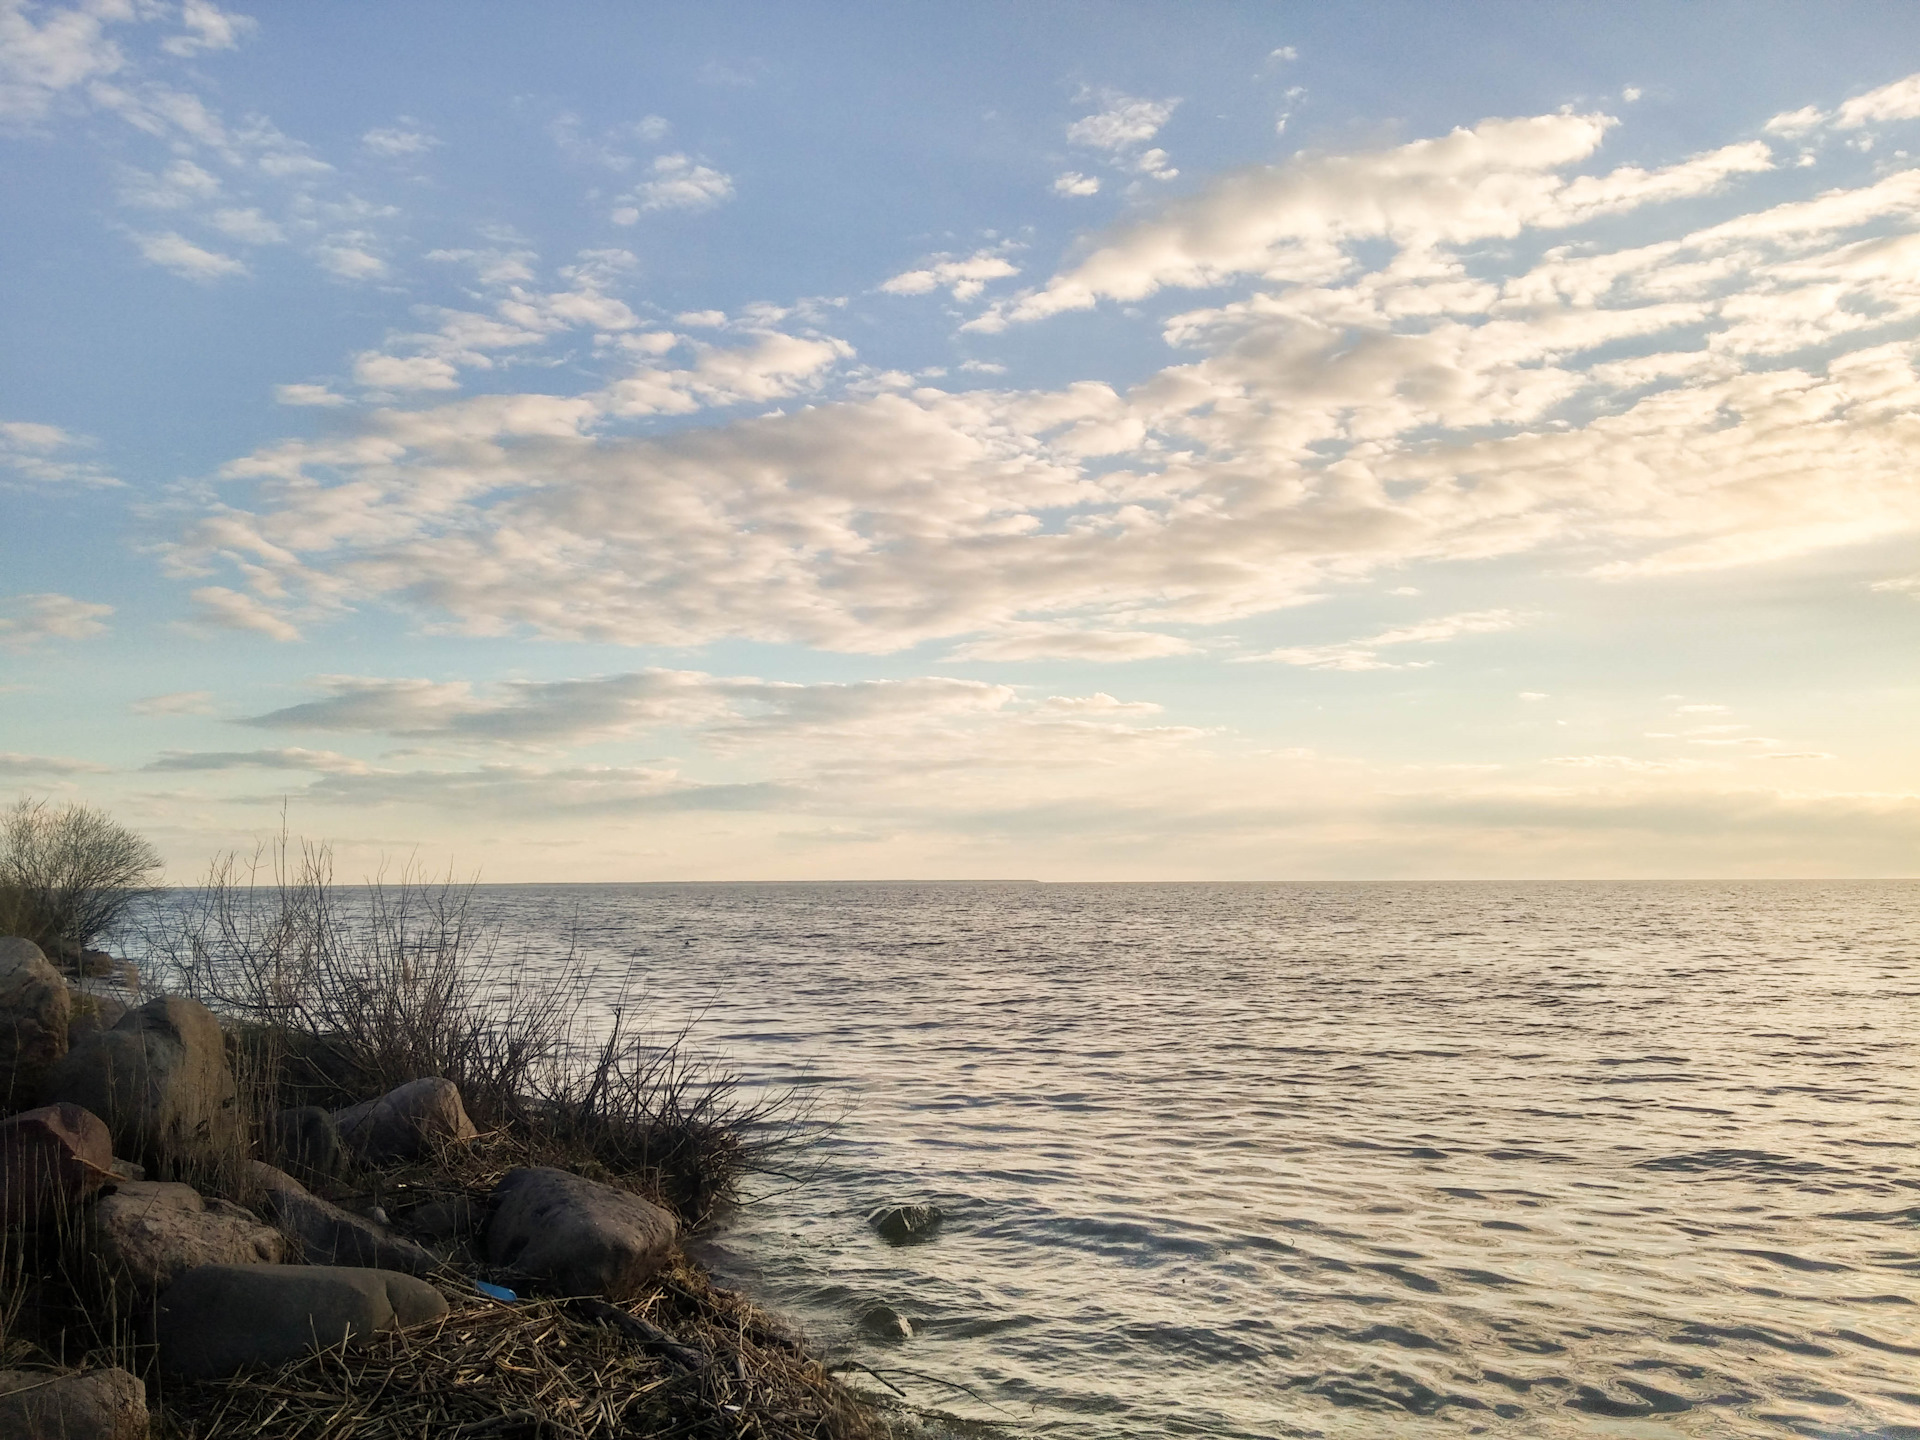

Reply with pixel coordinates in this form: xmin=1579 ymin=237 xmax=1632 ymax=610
xmin=0 ymin=752 xmax=109 ymax=776
xmin=1251 ymin=611 xmax=1524 ymax=670
xmin=145 ymin=747 xmax=367 ymax=773
xmin=0 ymin=592 xmax=112 ymax=649
xmin=314 ymin=240 xmax=387 ymax=281
xmin=160 ymin=1 xmax=254 ymax=58
xmin=134 ymin=229 xmax=247 ymax=281
xmin=132 ymin=690 xmax=216 ymax=716
xmin=616 ymin=153 xmax=733 ymax=218
xmin=880 ymin=250 xmax=1020 ymax=301
xmin=362 ymin=122 xmax=439 ymax=158
xmin=1053 ymin=171 xmax=1100 ymax=197
xmin=1066 ymin=91 xmax=1180 ymax=183
xmin=188 ymin=586 xmax=300 ymax=641
xmin=0 ymin=420 xmax=117 ymax=487
xmin=1871 ymin=573 xmax=1920 ymax=597
xmin=274 ymin=383 xmax=347 ymax=407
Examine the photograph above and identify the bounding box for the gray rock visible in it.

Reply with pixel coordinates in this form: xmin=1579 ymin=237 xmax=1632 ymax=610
xmin=332 ymin=1077 xmax=477 ymax=1164
xmin=107 ymin=1157 xmax=144 ymax=1182
xmin=484 ymin=1166 xmax=677 ymax=1301
xmin=856 ymin=1300 xmax=914 ymax=1341
xmin=868 ymin=1203 xmax=943 ymax=1244
xmin=43 ymin=995 xmax=239 ymax=1169
xmin=0 ymin=1102 xmax=114 ymax=1227
xmin=265 ymin=1185 xmax=441 ymax=1276
xmin=250 ymin=1159 xmax=309 ymax=1197
xmin=0 ymin=1366 xmax=148 ymax=1440
xmin=267 ymin=1104 xmax=350 ymax=1183
xmin=89 ymin=1180 xmax=284 ymax=1293
xmin=156 ymin=1263 xmax=447 ymax=1378
xmin=0 ymin=937 xmax=71 ymax=1110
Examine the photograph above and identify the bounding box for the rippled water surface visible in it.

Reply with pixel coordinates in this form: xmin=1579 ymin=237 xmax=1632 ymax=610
xmin=475 ymin=882 xmax=1919 ymax=1438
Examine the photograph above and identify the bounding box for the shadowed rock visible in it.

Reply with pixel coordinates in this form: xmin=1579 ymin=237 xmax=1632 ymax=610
xmin=0 ymin=938 xmax=71 ymax=1110
xmin=0 ymin=1366 xmax=147 ymax=1440
xmin=332 ymin=1077 xmax=477 ymax=1164
xmin=265 ymin=1185 xmax=442 ymax=1276
xmin=155 ymin=1263 xmax=448 ymax=1378
xmin=868 ymin=1203 xmax=942 ymax=1244
xmin=267 ymin=1105 xmax=351 ymax=1184
xmin=43 ymin=996 xmax=238 ymax=1170
xmin=0 ymin=1103 xmax=114 ymax=1227
xmin=485 ymin=1166 xmax=677 ymax=1301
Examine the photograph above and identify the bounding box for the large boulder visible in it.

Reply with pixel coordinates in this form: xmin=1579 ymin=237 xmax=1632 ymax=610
xmin=0 ymin=1102 xmax=114 ymax=1226
xmin=155 ymin=1263 xmax=447 ymax=1378
xmin=484 ymin=1166 xmax=677 ymax=1301
xmin=0 ymin=938 xmax=70 ymax=1110
xmin=0 ymin=1366 xmax=147 ymax=1440
xmin=265 ymin=1185 xmax=441 ymax=1276
xmin=331 ymin=1077 xmax=477 ymax=1164
xmin=42 ymin=995 xmax=239 ymax=1169
xmin=89 ymin=1181 xmax=283 ymax=1293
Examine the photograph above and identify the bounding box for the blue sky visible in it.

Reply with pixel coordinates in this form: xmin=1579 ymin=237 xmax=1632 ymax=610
xmin=3 ymin=1 xmax=1918 ymax=880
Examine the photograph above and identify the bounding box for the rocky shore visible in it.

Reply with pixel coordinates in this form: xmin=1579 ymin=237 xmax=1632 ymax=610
xmin=0 ymin=934 xmax=885 ymax=1439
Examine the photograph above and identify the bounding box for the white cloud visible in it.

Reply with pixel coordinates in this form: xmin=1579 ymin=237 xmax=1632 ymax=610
xmin=1871 ymin=573 xmax=1920 ymax=597
xmin=160 ymin=0 xmax=254 ymax=58
xmin=208 ymin=206 xmax=284 ymax=244
xmin=1054 ymin=171 xmax=1100 ymax=197
xmin=132 ymin=689 xmax=215 ymax=716
xmin=0 ymin=0 xmax=127 ymax=122
xmin=274 ymin=383 xmax=347 ymax=407
xmin=619 ymin=153 xmax=734 ymax=215
xmin=1252 ymin=610 xmax=1523 ymax=669
xmin=188 ymin=586 xmax=300 ymax=641
xmin=1068 ymin=94 xmax=1178 ymax=152
xmin=135 ymin=229 xmax=247 ymax=281
xmin=315 ymin=241 xmax=387 ymax=281
xmin=0 ymin=419 xmax=117 ymax=486
xmin=145 ymin=747 xmax=366 ymax=773
xmin=948 ymin=626 xmax=1197 ymax=663
xmin=362 ymin=123 xmax=439 ymax=157
xmin=118 ymin=157 xmax=220 ymax=208
xmin=0 ymin=751 xmax=109 ymax=776
xmin=880 ymin=250 xmax=1019 ymax=302
xmin=352 ymin=351 xmax=460 ymax=391
xmin=0 ymin=592 xmax=112 ymax=648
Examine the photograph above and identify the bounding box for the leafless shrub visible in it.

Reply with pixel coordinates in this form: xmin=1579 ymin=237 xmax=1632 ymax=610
xmin=142 ymin=833 xmax=803 ymax=1220
xmin=0 ymin=798 xmax=162 ymax=954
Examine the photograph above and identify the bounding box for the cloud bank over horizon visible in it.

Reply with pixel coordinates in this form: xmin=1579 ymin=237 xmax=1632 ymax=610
xmin=4 ymin=2 xmax=1918 ymax=878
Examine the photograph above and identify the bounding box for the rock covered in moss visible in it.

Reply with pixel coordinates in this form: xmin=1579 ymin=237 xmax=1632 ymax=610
xmin=331 ymin=1076 xmax=477 ymax=1164
xmin=484 ymin=1166 xmax=677 ymax=1300
xmin=0 ymin=938 xmax=71 ymax=1110
xmin=0 ymin=1366 xmax=147 ymax=1440
xmin=89 ymin=1181 xmax=284 ymax=1293
xmin=42 ymin=995 xmax=238 ymax=1169
xmin=156 ymin=1263 xmax=449 ymax=1378
xmin=0 ymin=1102 xmax=114 ymax=1227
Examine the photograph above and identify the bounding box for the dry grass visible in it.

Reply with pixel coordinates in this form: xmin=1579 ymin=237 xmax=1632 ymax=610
xmin=153 ymin=1261 xmax=886 ymax=1440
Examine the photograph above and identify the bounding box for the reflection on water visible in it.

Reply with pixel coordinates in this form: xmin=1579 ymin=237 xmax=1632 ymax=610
xmin=480 ymin=883 xmax=1916 ymax=1437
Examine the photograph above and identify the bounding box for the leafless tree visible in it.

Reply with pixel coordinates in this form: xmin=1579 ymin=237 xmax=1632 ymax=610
xmin=0 ymin=797 xmax=163 ymax=952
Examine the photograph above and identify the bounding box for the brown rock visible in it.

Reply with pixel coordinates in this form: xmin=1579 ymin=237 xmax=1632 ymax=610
xmin=66 ymin=991 xmax=126 ymax=1048
xmin=0 ymin=938 xmax=71 ymax=1110
xmin=43 ymin=994 xmax=239 ymax=1169
xmin=156 ymin=1263 xmax=448 ymax=1378
xmin=0 ymin=1102 xmax=114 ymax=1226
xmin=0 ymin=1367 xmax=147 ymax=1440
xmin=484 ymin=1166 xmax=677 ymax=1301
xmin=89 ymin=1181 xmax=283 ymax=1293
xmin=332 ymin=1076 xmax=477 ymax=1164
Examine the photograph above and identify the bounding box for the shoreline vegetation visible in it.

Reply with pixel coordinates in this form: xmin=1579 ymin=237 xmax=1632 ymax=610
xmin=0 ymin=803 xmax=894 ymax=1439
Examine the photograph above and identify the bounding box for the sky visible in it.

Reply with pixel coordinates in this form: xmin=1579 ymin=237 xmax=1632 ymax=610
xmin=2 ymin=0 xmax=1918 ymax=882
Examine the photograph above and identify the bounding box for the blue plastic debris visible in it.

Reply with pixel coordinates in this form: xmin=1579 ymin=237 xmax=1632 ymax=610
xmin=476 ymin=1281 xmax=517 ymax=1302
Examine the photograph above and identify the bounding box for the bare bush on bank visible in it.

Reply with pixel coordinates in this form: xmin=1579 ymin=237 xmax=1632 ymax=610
xmin=141 ymin=833 xmax=805 ymax=1221
xmin=0 ymin=797 xmax=162 ymax=955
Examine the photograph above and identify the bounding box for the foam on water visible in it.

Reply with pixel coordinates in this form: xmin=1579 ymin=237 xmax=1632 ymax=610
xmin=472 ymin=881 xmax=1919 ymax=1438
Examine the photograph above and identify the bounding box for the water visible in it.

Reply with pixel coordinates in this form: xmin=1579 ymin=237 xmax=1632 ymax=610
xmin=475 ymin=882 xmax=1919 ymax=1437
